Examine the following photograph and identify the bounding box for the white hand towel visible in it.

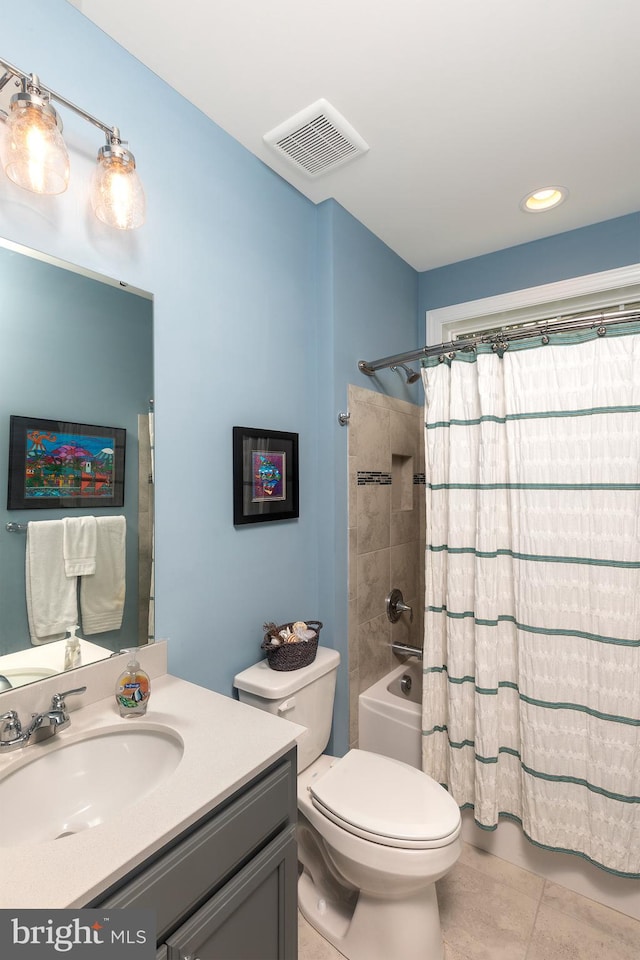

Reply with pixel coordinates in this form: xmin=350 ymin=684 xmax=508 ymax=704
xmin=25 ymin=520 xmax=79 ymax=645
xmin=63 ymin=516 xmax=97 ymax=577
xmin=80 ymin=516 xmax=126 ymax=634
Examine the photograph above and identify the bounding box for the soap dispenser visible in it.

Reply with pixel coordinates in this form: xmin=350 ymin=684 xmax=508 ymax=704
xmin=63 ymin=625 xmax=82 ymax=671
xmin=115 ymin=650 xmax=150 ymax=718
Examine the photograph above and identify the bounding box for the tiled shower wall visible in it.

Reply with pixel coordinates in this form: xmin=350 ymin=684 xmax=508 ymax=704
xmin=347 ymin=383 xmax=425 ymax=747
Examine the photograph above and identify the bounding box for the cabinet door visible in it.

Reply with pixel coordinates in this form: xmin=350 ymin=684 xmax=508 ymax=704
xmin=92 ymin=753 xmax=295 ymax=941
xmin=166 ymin=826 xmax=297 ymax=960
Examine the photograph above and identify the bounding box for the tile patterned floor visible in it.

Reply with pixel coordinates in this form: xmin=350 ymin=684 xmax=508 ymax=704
xmin=298 ymin=841 xmax=640 ymax=959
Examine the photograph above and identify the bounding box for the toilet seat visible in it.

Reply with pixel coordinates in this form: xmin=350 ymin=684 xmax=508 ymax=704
xmin=308 ymin=750 xmax=461 ymax=849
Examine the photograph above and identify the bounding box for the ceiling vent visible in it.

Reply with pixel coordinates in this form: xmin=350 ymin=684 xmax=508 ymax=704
xmin=263 ymin=98 xmax=369 ymax=178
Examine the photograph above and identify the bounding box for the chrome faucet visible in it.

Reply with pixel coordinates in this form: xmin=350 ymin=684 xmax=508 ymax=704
xmin=0 ymin=686 xmax=87 ymax=751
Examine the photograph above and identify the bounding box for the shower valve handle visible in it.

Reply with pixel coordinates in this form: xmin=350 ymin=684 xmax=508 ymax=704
xmin=386 ymin=588 xmax=413 ymax=624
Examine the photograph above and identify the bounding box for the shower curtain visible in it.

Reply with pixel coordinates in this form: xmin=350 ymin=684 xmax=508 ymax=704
xmin=421 ymin=325 xmax=640 ymax=877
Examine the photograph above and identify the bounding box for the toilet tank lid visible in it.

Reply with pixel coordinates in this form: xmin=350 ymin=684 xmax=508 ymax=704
xmin=234 ymin=645 xmax=340 ymax=698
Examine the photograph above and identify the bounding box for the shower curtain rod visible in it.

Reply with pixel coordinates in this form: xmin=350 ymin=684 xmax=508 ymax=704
xmin=357 ymin=305 xmax=640 ymax=376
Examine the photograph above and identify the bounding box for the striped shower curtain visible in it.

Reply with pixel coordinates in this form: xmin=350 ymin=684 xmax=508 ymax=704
xmin=421 ymin=326 xmax=640 ymax=877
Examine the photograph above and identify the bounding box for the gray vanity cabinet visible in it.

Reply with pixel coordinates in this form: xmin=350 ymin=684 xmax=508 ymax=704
xmin=165 ymin=827 xmax=297 ymax=959
xmin=90 ymin=749 xmax=297 ymax=960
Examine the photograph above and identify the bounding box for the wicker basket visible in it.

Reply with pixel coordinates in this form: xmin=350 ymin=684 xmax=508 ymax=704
xmin=261 ymin=620 xmax=322 ymax=671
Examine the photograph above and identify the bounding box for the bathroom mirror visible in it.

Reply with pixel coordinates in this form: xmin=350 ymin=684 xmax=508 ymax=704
xmin=0 ymin=237 xmax=153 ymax=692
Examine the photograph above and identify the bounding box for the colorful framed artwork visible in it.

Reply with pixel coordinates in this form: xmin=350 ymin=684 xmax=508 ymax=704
xmin=233 ymin=426 xmax=299 ymax=525
xmin=7 ymin=415 xmax=126 ymax=510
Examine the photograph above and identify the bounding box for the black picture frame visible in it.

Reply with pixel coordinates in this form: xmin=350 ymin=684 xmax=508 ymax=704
xmin=8 ymin=415 xmax=126 ymax=510
xmin=233 ymin=426 xmax=299 ymax=525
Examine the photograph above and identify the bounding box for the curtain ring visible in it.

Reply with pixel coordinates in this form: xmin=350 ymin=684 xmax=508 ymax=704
xmin=448 ymin=351 xmax=456 ymax=360
xmin=541 ymin=334 xmax=550 ymax=345
xmin=597 ymin=326 xmax=607 ymax=336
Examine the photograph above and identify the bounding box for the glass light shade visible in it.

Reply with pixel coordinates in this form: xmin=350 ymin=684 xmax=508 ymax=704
xmin=3 ymin=99 xmax=70 ymax=195
xmin=90 ymin=149 xmax=145 ymax=230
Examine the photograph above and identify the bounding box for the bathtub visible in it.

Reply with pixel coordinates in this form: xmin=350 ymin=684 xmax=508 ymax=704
xmin=357 ymin=662 xmax=640 ymax=921
xmin=358 ymin=661 xmax=422 ymax=768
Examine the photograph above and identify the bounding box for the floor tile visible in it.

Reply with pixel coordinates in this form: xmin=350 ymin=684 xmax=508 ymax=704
xmin=298 ymin=912 xmax=346 ymax=960
xmin=437 ymin=860 xmax=538 ymax=960
xmin=527 ymin=902 xmax=639 ymax=960
xmin=459 ymin=841 xmax=545 ymax=902
xmin=297 ymin=846 xmax=639 ymax=960
xmin=540 ymin=882 xmax=640 ymax=955
xmin=299 ymin=905 xmax=465 ymax=960
xmin=444 ymin=943 xmax=472 ymax=960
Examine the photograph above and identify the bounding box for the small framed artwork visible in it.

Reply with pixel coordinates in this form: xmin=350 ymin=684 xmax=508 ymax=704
xmin=233 ymin=426 xmax=299 ymax=525
xmin=7 ymin=415 xmax=126 ymax=510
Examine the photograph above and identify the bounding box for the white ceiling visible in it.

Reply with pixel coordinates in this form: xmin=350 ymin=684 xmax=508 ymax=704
xmin=71 ymin=0 xmax=640 ymax=271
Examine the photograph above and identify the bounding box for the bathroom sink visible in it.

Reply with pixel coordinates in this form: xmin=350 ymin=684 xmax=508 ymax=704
xmin=0 ymin=725 xmax=184 ymax=846
xmin=1 ymin=666 xmax=58 ymax=688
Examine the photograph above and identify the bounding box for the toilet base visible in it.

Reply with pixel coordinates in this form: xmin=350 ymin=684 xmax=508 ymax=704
xmin=298 ymin=867 xmax=444 ymax=960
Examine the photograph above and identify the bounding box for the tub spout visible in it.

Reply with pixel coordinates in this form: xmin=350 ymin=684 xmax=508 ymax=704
xmin=391 ymin=642 xmax=423 ymax=661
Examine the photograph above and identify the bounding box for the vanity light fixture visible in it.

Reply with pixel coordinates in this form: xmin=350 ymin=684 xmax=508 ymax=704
xmin=3 ymin=74 xmax=70 ymax=195
xmin=520 ymin=186 xmax=568 ymax=213
xmin=90 ymin=130 xmax=145 ymax=230
xmin=0 ymin=56 xmax=145 ymax=229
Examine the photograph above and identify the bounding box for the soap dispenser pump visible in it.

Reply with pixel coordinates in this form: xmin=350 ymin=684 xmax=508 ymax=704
xmin=115 ymin=650 xmax=150 ymax=718
xmin=63 ymin=625 xmax=82 ymax=671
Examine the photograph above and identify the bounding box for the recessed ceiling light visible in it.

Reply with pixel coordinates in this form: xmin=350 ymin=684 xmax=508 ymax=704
xmin=520 ymin=186 xmax=568 ymax=213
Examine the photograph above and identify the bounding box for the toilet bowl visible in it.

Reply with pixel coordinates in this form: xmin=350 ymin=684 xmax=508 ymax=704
xmin=234 ymin=647 xmax=461 ymax=960
xmin=297 ymin=752 xmax=461 ymax=960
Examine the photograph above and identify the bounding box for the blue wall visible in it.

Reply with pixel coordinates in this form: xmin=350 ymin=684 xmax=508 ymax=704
xmin=2 ymin=3 xmax=319 ymax=693
xmin=315 ymin=202 xmax=419 ymax=752
xmin=419 ymin=213 xmax=640 ymax=316
xmin=4 ymin=4 xmax=638 ymax=755
xmin=2 ymin=2 xmax=421 ymax=754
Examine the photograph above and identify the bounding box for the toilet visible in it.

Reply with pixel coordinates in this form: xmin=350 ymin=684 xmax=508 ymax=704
xmin=234 ymin=646 xmax=461 ymax=960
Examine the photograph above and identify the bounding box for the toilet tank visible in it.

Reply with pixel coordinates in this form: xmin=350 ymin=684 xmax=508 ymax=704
xmin=234 ymin=646 xmax=340 ymax=772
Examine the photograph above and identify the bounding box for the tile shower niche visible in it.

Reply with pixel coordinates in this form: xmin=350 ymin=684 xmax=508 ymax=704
xmin=392 ymin=454 xmax=414 ymax=512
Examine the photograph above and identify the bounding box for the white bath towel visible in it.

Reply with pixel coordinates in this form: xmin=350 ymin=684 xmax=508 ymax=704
xmin=25 ymin=520 xmax=79 ymax=645
xmin=63 ymin=516 xmax=97 ymax=577
xmin=80 ymin=515 xmax=126 ymax=634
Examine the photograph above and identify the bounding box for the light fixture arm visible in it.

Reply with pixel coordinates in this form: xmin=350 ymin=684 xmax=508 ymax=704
xmin=0 ymin=70 xmax=13 ymax=94
xmin=0 ymin=56 xmax=122 ymax=143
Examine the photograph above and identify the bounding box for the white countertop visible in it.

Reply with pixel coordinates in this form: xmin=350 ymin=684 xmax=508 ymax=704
xmin=0 ymin=673 xmax=303 ymax=908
